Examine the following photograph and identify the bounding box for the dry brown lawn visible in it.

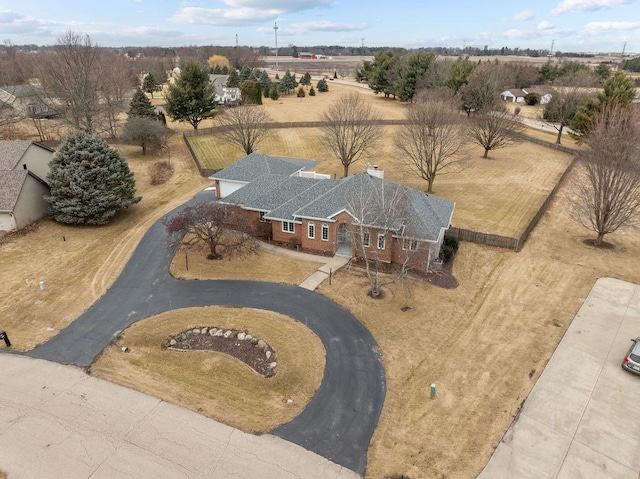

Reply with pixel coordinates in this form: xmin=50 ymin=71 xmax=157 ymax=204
xmin=319 ymin=174 xmax=640 ymax=478
xmin=170 ymin=243 xmax=323 ymax=284
xmin=0 ymin=135 xmax=210 ymax=351
xmin=90 ymin=306 xmax=325 ymax=433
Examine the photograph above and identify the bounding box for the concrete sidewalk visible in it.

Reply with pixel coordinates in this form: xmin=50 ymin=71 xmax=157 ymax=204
xmin=0 ymin=354 xmax=359 ymax=479
xmin=480 ymin=277 xmax=640 ymax=479
xmin=259 ymin=241 xmax=350 ymax=291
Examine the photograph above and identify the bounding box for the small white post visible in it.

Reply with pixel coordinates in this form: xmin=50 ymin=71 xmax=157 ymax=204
xmin=39 ymin=281 xmax=45 ymax=291
xmin=430 ymin=383 xmax=436 ymax=399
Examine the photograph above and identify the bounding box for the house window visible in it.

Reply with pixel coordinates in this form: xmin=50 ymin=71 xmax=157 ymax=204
xmin=362 ymin=231 xmax=370 ymax=247
xmin=308 ymin=222 xmax=315 ymax=239
xmin=259 ymin=211 xmax=267 ymax=222
xmin=403 ymin=238 xmax=418 ymax=251
xmin=377 ymin=233 xmax=385 ymax=250
xmin=282 ymin=221 xmax=295 ymax=233
xmin=321 ymin=224 xmax=329 ymax=241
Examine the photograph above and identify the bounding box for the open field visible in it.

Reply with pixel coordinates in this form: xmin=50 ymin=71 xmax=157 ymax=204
xmin=90 ymin=306 xmax=325 ymax=433
xmin=170 ymin=243 xmax=322 ymax=284
xmin=320 ymin=176 xmax=640 ymax=478
xmin=190 ymin=125 xmax=572 ymax=237
xmin=0 ymin=135 xmax=210 ymax=351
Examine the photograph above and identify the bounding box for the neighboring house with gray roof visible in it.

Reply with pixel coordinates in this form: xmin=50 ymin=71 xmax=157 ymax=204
xmin=0 ymin=83 xmax=55 ymax=121
xmin=0 ymin=141 xmax=54 ymax=231
xmin=209 ymin=74 xmax=240 ymax=104
xmin=214 ymin=154 xmax=455 ymax=269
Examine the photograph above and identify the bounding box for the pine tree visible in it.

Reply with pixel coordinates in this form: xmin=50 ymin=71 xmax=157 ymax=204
xmin=269 ymin=84 xmax=280 ymax=100
xmin=226 ymin=68 xmax=240 ymax=87
xmin=309 ymin=86 xmax=316 ymax=96
xmin=317 ymin=78 xmax=329 ymax=92
xmin=45 ymin=132 xmax=141 ymax=225
xmin=128 ymin=87 xmax=156 ymax=117
xmin=297 ymin=86 xmax=306 ymax=97
xmin=165 ymin=61 xmax=217 ymax=130
xmin=142 ymin=73 xmax=162 ymax=98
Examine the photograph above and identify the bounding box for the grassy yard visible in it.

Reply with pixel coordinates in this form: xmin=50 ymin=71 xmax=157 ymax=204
xmin=170 ymin=243 xmax=323 ymax=284
xmin=90 ymin=306 xmax=325 ymax=433
xmin=0 ymin=135 xmax=210 ymax=351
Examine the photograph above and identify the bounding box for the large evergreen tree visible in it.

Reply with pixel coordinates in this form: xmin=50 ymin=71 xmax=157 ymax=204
xmin=142 ymin=73 xmax=162 ymax=98
xmin=45 ymin=132 xmax=141 ymax=225
xmin=165 ymin=61 xmax=217 ymax=130
xmin=128 ymin=87 xmax=156 ymax=117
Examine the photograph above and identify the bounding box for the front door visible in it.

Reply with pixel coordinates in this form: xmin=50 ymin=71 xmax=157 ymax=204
xmin=336 ymin=223 xmax=352 ymax=257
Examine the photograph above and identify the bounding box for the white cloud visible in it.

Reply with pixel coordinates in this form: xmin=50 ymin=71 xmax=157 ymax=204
xmin=171 ymin=6 xmax=279 ymax=26
xmin=584 ymin=21 xmax=640 ymax=34
xmin=552 ymin=0 xmax=627 ymax=16
xmin=513 ymin=10 xmax=535 ymax=21
xmin=537 ymin=20 xmax=555 ymax=30
xmin=258 ymin=20 xmax=368 ymax=37
xmin=225 ymin=0 xmax=333 ymax=12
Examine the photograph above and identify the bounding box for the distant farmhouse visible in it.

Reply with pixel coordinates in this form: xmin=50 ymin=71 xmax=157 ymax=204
xmin=209 ymin=74 xmax=241 ymax=104
xmin=210 ymin=154 xmax=454 ymax=270
xmin=501 ymin=86 xmax=553 ymax=104
xmin=0 ymin=141 xmax=54 ymax=232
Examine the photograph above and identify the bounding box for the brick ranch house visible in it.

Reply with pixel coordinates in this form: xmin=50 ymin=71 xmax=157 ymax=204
xmin=210 ymin=154 xmax=455 ymax=271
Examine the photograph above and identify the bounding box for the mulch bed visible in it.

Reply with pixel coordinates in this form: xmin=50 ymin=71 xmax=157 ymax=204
xmin=423 ymin=259 xmax=459 ymax=289
xmin=168 ymin=330 xmax=276 ymax=377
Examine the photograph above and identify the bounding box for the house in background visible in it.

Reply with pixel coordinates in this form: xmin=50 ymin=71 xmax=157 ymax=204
xmin=0 ymin=83 xmax=55 ymax=121
xmin=501 ymin=86 xmax=553 ymax=105
xmin=209 ymin=74 xmax=241 ymax=104
xmin=210 ymin=154 xmax=455 ymax=270
xmin=0 ymin=141 xmax=54 ymax=232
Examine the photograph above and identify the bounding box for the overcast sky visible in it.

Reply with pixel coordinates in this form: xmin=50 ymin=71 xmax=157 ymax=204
xmin=0 ymin=0 xmax=638 ymax=53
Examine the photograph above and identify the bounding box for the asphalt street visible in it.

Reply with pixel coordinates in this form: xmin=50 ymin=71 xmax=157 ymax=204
xmin=24 ymin=193 xmax=386 ymax=474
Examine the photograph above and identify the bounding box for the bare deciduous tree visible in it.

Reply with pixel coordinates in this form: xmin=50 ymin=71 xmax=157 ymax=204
xmin=469 ymin=108 xmax=524 ymax=158
xmin=348 ymin=175 xmax=432 ymax=297
xmin=38 ymin=31 xmax=104 ymax=133
xmin=460 ymin=61 xmax=511 ymax=116
xmin=216 ymin=105 xmax=272 ymax=155
xmin=570 ymin=105 xmax=640 ymax=246
xmin=542 ymin=88 xmax=588 ymax=144
xmin=395 ymin=91 xmax=468 ymax=193
xmin=321 ymin=92 xmax=383 ymax=177
xmin=100 ymin=52 xmax=136 ymax=139
xmin=163 ymin=202 xmax=259 ymax=260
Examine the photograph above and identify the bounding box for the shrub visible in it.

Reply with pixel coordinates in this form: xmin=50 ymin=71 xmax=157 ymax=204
xmin=149 ymin=160 xmax=175 ymax=185
xmin=514 ymin=106 xmax=521 ymax=116
xmin=309 ymin=86 xmax=316 ymax=96
xmin=440 ymin=234 xmax=459 ymax=262
xmin=297 ymin=86 xmax=306 ymax=97
xmin=524 ymin=92 xmax=539 ymax=106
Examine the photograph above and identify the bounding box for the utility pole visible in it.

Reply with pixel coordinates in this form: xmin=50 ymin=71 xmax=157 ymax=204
xmin=274 ymin=22 xmax=279 ymax=71
xmin=622 ymin=41 xmax=627 ymax=57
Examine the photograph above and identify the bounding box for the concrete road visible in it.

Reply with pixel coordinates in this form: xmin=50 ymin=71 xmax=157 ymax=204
xmin=22 ymin=193 xmax=385 ymax=475
xmin=0 ymin=354 xmax=359 ymax=479
xmin=479 ymin=277 xmax=640 ymax=479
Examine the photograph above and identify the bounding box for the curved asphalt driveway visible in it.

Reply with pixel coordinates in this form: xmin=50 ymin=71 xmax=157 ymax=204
xmin=26 ymin=193 xmax=386 ymax=475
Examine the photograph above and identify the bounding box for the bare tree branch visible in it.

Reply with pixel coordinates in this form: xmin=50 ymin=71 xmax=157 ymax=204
xmin=163 ymin=202 xmax=259 ymax=260
xmin=569 ymin=105 xmax=640 ymax=246
xmin=216 ymin=105 xmax=272 ymax=155
xmin=469 ymin=108 xmax=524 ymax=158
xmin=321 ymin=92 xmax=383 ymax=177
xmin=395 ymin=90 xmax=469 ymax=193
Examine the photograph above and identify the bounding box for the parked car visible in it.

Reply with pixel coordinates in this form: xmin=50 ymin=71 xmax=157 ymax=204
xmin=621 ymin=337 xmax=640 ymax=375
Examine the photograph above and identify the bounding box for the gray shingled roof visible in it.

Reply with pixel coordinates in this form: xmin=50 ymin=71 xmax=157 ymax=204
xmin=210 ymin=153 xmax=319 ymax=182
xmin=218 ymin=155 xmax=454 ymax=243
xmin=267 ymin=179 xmax=339 ymax=221
xmin=0 ymin=170 xmax=27 ymax=211
xmin=220 ymin=174 xmax=291 ymax=207
xmin=0 ymin=140 xmax=32 ymax=170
